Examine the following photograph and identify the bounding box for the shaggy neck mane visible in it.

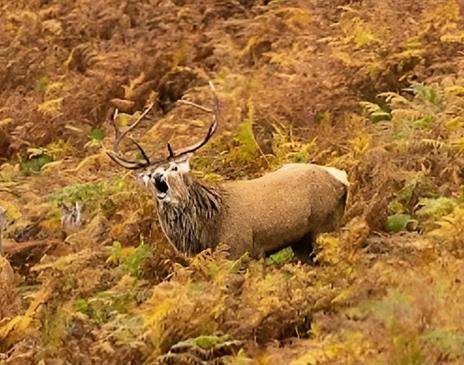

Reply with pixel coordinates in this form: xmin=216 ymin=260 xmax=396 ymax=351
xmin=157 ymin=175 xmax=224 ymax=255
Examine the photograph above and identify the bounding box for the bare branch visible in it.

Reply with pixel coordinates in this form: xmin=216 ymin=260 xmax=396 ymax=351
xmin=177 ymin=99 xmax=213 ymax=113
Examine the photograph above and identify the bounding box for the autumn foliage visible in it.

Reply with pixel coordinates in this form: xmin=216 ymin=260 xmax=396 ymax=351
xmin=1 ymin=0 xmax=464 ymax=364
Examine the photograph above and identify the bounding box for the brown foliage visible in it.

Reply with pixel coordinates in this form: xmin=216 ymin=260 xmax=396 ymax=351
xmin=1 ymin=0 xmax=464 ymax=364
xmin=0 ymin=257 xmax=20 ymax=320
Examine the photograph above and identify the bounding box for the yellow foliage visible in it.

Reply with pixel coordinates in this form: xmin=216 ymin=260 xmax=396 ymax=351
xmin=0 ymin=199 xmax=22 ymax=222
xmin=277 ymin=7 xmax=313 ymax=31
xmin=37 ymin=98 xmax=63 ymax=116
xmin=143 ymin=280 xmax=222 ymax=355
xmin=121 ymin=73 xmax=146 ymax=101
xmin=271 ymin=123 xmax=316 ymax=165
xmin=428 ymin=207 xmax=464 ymax=254
xmin=32 ymin=249 xmax=94 ymax=272
xmin=0 ymin=118 xmax=14 ymax=129
xmin=291 ymin=332 xmax=372 ymax=365
xmin=315 ymin=234 xmax=342 ymax=266
xmin=350 ymin=134 xmax=370 ymax=156
xmin=425 ymin=0 xmax=461 ymax=23
xmin=172 ymin=43 xmax=189 ymax=68
xmin=352 ymin=20 xmax=376 ymax=47
xmin=0 ymin=280 xmax=55 ymax=348
xmin=44 ymin=82 xmax=64 ymax=99
xmin=144 ymin=298 xmax=175 ymax=352
xmin=335 ymin=13 xmax=377 ymax=48
xmin=391 ymin=108 xmax=423 ymax=121
xmin=445 ymin=116 xmax=463 ymax=130
xmin=71 ymin=152 xmax=107 ymax=172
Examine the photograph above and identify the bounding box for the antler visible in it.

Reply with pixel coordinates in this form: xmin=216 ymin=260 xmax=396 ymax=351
xmin=107 ymin=81 xmax=219 ymax=170
xmin=169 ymin=81 xmax=219 ymax=160
xmin=107 ymin=103 xmax=155 ymax=169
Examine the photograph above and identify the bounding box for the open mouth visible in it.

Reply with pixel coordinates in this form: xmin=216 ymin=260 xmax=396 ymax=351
xmin=154 ymin=177 xmax=169 ymax=199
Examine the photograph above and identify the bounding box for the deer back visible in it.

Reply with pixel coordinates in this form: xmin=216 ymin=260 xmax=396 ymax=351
xmin=216 ymin=163 xmax=348 ymax=256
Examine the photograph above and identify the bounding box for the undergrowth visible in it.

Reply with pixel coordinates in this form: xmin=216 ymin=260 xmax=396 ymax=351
xmin=1 ymin=1 xmax=464 ymax=364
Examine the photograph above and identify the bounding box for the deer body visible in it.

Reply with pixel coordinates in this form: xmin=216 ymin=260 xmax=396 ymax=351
xmin=154 ymin=163 xmax=347 ymax=259
xmin=107 ymin=82 xmax=348 ymax=259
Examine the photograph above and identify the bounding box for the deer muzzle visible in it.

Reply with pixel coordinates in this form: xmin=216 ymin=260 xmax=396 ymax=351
xmin=154 ymin=172 xmax=169 ymax=200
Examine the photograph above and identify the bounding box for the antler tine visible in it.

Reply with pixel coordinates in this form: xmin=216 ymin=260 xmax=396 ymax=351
xmin=169 ymin=81 xmax=219 ymax=158
xmin=107 ymin=102 xmax=155 ymax=170
xmin=111 ymin=103 xmax=155 ymax=152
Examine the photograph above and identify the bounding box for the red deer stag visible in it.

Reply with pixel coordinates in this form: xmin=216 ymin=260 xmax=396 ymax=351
xmin=107 ymin=82 xmax=348 ymax=260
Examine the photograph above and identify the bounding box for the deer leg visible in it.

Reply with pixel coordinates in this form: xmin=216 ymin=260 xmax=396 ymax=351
xmin=291 ymin=232 xmax=315 ymax=264
xmin=248 ymin=230 xmax=265 ymax=259
xmin=223 ymin=228 xmax=255 ymax=260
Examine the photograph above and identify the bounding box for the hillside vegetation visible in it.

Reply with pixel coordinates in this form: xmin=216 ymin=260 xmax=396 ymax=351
xmin=1 ymin=0 xmax=464 ymax=364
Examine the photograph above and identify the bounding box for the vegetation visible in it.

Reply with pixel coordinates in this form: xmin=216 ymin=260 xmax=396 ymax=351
xmin=1 ymin=0 xmax=464 ymax=364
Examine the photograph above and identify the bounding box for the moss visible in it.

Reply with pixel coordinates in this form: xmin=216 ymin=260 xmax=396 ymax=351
xmin=21 ymin=155 xmax=53 ymax=176
xmin=108 ymin=240 xmax=153 ymax=279
xmin=385 ymin=213 xmax=412 ymax=233
xmin=191 ymin=335 xmax=230 ymax=350
xmin=227 ymin=107 xmax=259 ymax=163
xmin=52 ymin=178 xmax=123 ymax=205
xmin=416 ymin=197 xmax=456 ymax=221
xmin=266 ymin=246 xmax=294 ymax=266
xmin=74 ymin=298 xmax=89 ymax=314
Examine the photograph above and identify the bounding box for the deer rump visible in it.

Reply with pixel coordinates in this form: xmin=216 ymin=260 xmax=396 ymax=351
xmin=157 ymin=163 xmax=348 ymax=260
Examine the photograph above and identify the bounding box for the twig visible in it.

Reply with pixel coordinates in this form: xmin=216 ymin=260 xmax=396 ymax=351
xmin=4 ymin=239 xmax=59 ymax=256
xmin=177 ymin=99 xmax=213 ymax=113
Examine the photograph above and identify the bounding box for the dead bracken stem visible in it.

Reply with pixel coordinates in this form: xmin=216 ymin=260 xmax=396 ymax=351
xmin=177 ymin=99 xmax=213 ymax=113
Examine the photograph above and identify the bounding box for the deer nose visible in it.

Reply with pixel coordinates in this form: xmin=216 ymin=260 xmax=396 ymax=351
xmin=154 ymin=172 xmax=164 ymax=183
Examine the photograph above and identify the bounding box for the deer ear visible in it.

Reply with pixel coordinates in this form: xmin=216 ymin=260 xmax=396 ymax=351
xmin=176 ymin=154 xmax=191 ymax=173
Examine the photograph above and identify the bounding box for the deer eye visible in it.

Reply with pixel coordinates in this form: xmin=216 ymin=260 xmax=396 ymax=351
xmin=170 ymin=165 xmax=178 ymax=172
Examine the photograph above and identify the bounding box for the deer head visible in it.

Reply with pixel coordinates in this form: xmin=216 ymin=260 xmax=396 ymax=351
xmin=107 ymin=82 xmax=219 ymax=205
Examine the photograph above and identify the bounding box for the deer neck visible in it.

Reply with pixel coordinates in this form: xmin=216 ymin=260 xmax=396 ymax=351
xmin=156 ymin=175 xmax=224 ymax=255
